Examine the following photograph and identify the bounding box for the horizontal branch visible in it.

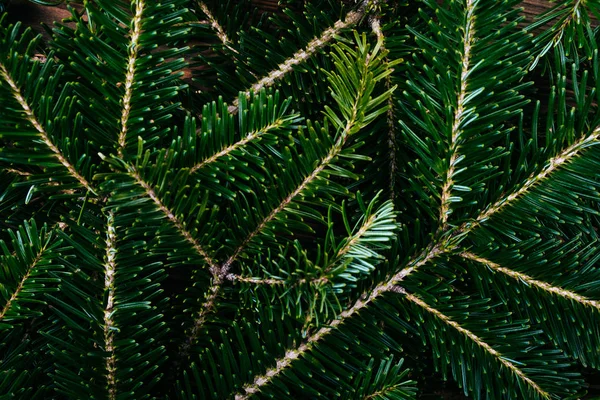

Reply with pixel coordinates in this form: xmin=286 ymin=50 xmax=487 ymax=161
xmin=4 ymin=167 xmax=32 ymax=176
xmin=461 ymin=251 xmax=600 ymax=312
xmin=0 ymin=64 xmax=95 ymax=193
xmin=190 ymin=118 xmax=285 ymax=173
xmin=227 ymin=274 xmax=285 ymax=285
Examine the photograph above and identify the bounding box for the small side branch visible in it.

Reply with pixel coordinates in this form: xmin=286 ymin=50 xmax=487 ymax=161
xmin=0 ymin=250 xmax=45 ymax=322
xmin=461 ymin=252 xmax=600 ymax=312
xmin=190 ymin=119 xmax=285 ymax=173
xmin=198 ymin=1 xmax=237 ymax=53
xmin=228 ymin=8 xmax=364 ymax=113
xmin=471 ymin=125 xmax=600 ymax=230
xmin=117 ymin=0 xmax=145 ymax=158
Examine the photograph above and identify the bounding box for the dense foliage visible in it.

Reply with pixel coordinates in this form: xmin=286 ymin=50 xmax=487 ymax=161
xmin=2 ymin=0 xmax=600 ymax=398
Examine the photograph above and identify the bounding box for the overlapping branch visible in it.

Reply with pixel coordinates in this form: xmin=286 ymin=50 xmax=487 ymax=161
xmin=102 ymin=212 xmax=118 ymax=400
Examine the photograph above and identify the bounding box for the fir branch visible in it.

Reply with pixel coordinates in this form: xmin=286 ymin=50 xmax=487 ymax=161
xmin=179 ymin=277 xmax=221 ymax=357
xmin=182 ymin=134 xmax=349 ymax=349
xmin=190 ymin=117 xmax=286 ymax=173
xmin=0 ymin=64 xmax=95 ymax=193
xmin=530 ymin=0 xmax=586 ymax=66
xmin=233 ymin=243 xmax=443 ymax=399
xmin=473 ymin=124 xmax=600 ymax=228
xmin=400 ymin=290 xmax=551 ymax=399
xmin=370 ymin=7 xmax=397 ymax=201
xmin=128 ymin=167 xmax=218 ymax=270
xmin=185 ymin=39 xmax=385 ymax=364
xmin=438 ymin=0 xmax=476 ymax=228
xmin=227 ymin=274 xmax=284 ymax=285
xmin=4 ymin=168 xmax=32 ymax=176
xmin=117 ymin=0 xmax=145 ymax=158
xmin=102 ymin=212 xmax=118 ymax=400
xmin=198 ymin=1 xmax=237 ymax=53
xmin=461 ymin=252 xmax=600 ymax=312
xmin=224 ymin=116 xmax=350 ymax=270
xmin=228 ymin=210 xmax=382 ymax=287
xmin=228 ymin=8 xmax=364 ymax=114
xmin=0 ymin=248 xmax=45 ymax=322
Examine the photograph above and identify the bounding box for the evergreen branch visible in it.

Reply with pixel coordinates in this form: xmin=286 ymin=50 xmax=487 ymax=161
xmin=312 ymin=210 xmax=381 ymax=285
xmin=227 ymin=274 xmax=284 ymax=285
xmin=198 ymin=1 xmax=237 ymax=53
xmin=228 ymin=8 xmax=364 ymax=113
xmin=179 ymin=276 xmax=221 ymax=359
xmin=461 ymin=251 xmax=600 ymax=312
xmin=117 ymin=0 xmax=144 ymax=158
xmin=222 ymin=102 xmax=356 ymax=270
xmin=4 ymin=168 xmax=32 ymax=176
xmin=229 ymin=204 xmax=391 ymax=288
xmin=0 ymin=248 xmax=45 ymax=322
xmin=192 ymin=37 xmax=394 ymax=378
xmin=529 ymin=0 xmax=588 ymax=66
xmin=0 ymin=64 xmax=95 ymax=193
xmin=473 ymin=124 xmax=600 ymax=228
xmin=102 ymin=212 xmax=117 ymax=400
xmin=190 ymin=118 xmax=286 ymax=173
xmin=128 ymin=167 xmax=218 ymax=270
xmin=224 ymin=34 xmax=379 ymax=270
xmin=233 ymin=243 xmax=442 ymax=399
xmin=370 ymin=8 xmax=397 ymax=201
xmin=400 ymin=290 xmax=551 ymax=399
xmin=438 ymin=0 xmax=475 ymax=228
xmin=183 ymin=131 xmax=352 ymax=349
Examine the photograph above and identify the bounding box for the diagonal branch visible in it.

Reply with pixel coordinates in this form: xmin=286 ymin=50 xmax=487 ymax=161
xmin=401 ymin=291 xmax=551 ymax=399
xmin=102 ymin=212 xmax=118 ymax=400
xmin=226 ymin=212 xmax=379 ymax=286
xmin=198 ymin=1 xmax=237 ymax=53
xmin=438 ymin=0 xmax=476 ymax=228
xmin=128 ymin=167 xmax=218 ymax=270
xmin=461 ymin=252 xmax=600 ymax=312
xmin=0 ymin=246 xmax=46 ymax=322
xmin=117 ymin=0 xmax=145 ymax=158
xmin=228 ymin=8 xmax=364 ymax=114
xmin=470 ymin=124 xmax=600 ymax=231
xmin=0 ymin=64 xmax=95 ymax=193
xmin=190 ymin=118 xmax=286 ymax=173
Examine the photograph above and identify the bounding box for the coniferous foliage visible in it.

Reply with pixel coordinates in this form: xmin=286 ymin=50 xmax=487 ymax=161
xmin=1 ymin=0 xmax=600 ymax=399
